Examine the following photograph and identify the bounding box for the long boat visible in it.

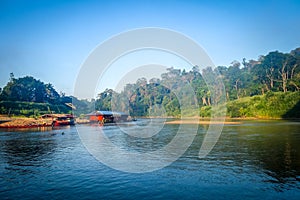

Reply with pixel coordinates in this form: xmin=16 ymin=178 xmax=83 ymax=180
xmin=41 ymin=114 xmax=75 ymax=126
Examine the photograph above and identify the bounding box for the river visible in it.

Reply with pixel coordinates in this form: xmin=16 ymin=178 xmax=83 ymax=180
xmin=0 ymin=120 xmax=299 ymax=199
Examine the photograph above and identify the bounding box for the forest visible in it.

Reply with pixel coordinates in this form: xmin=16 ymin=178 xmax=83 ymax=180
xmin=0 ymin=74 xmax=73 ymax=116
xmin=0 ymin=47 xmax=300 ymax=118
xmin=95 ymin=47 xmax=300 ymax=118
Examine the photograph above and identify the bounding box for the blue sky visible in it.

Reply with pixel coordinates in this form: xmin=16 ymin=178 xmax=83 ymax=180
xmin=1 ymin=0 xmax=300 ymax=98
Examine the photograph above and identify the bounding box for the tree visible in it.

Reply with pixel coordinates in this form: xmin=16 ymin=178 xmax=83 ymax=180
xmin=9 ymin=72 xmax=15 ymax=82
xmin=89 ymin=47 xmax=300 ymax=117
xmin=0 ymin=75 xmax=61 ymax=103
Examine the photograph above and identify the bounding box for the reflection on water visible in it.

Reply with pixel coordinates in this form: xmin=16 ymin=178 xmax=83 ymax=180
xmin=0 ymin=120 xmax=299 ymax=199
xmin=206 ymin=121 xmax=300 ymax=192
xmin=237 ymin=122 xmax=300 ymax=187
xmin=0 ymin=129 xmax=57 ymax=175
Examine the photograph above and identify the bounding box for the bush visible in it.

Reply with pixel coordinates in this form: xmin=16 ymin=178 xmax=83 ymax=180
xmin=200 ymin=106 xmax=211 ymax=117
xmin=226 ymin=91 xmax=300 ymax=118
xmin=0 ymin=101 xmax=71 ymax=117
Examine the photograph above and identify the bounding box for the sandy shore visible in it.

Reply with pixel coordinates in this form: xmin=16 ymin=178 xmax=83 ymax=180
xmin=0 ymin=118 xmax=53 ymax=128
xmin=164 ymin=120 xmax=242 ymax=125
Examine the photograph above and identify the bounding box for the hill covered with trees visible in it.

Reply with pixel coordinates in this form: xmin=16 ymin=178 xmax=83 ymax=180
xmin=0 ymin=74 xmax=90 ymax=117
xmin=0 ymin=75 xmax=63 ymax=116
xmin=95 ymin=47 xmax=300 ymax=118
xmin=1 ymin=47 xmax=300 ymax=119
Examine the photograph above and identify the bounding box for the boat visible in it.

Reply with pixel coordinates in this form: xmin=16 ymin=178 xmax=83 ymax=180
xmin=41 ymin=114 xmax=75 ymax=126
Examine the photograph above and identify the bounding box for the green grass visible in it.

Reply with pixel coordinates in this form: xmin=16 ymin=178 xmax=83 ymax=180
xmin=0 ymin=101 xmax=71 ymax=117
xmin=226 ymin=91 xmax=300 ymax=118
xmin=200 ymin=91 xmax=300 ymax=119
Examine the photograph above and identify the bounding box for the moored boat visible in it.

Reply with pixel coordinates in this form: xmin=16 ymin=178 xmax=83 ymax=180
xmin=41 ymin=114 xmax=75 ymax=126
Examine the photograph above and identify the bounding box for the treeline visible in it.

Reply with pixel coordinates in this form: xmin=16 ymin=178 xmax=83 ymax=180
xmin=95 ymin=47 xmax=300 ymax=117
xmin=1 ymin=47 xmax=300 ymax=118
xmin=0 ymin=73 xmax=95 ymax=117
xmin=0 ymin=74 xmax=74 ymax=116
xmin=0 ymin=73 xmax=60 ymax=104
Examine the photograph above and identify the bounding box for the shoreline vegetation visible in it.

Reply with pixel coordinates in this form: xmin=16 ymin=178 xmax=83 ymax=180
xmin=0 ymin=47 xmax=299 ymax=128
xmin=164 ymin=120 xmax=242 ymax=125
xmin=1 ymin=114 xmax=299 ymax=129
xmin=1 ymin=90 xmax=300 ymax=128
xmin=0 ymin=116 xmax=53 ymax=128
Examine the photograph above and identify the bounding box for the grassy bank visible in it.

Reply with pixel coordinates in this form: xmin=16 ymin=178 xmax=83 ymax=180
xmin=225 ymin=91 xmax=300 ymax=119
xmin=1 ymin=91 xmax=299 ymax=120
xmin=0 ymin=101 xmax=71 ymax=117
xmin=198 ymin=91 xmax=300 ymax=119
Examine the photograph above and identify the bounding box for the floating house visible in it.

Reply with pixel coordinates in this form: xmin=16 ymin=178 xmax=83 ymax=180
xmin=86 ymin=111 xmax=129 ymax=123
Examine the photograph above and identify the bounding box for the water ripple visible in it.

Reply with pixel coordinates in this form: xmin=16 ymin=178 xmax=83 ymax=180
xmin=0 ymin=121 xmax=299 ymax=199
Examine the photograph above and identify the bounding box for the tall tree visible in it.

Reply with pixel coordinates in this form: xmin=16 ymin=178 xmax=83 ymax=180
xmin=0 ymin=75 xmax=62 ymax=104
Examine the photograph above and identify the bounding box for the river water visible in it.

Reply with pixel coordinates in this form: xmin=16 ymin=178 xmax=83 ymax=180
xmin=0 ymin=120 xmax=299 ymax=199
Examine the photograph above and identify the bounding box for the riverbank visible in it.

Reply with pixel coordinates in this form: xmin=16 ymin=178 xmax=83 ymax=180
xmin=0 ymin=117 xmax=53 ymax=128
xmin=164 ymin=119 xmax=242 ymax=125
xmin=164 ymin=116 xmax=300 ymax=125
xmin=1 ymin=115 xmax=298 ymax=128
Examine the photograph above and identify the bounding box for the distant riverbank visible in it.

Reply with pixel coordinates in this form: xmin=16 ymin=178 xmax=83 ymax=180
xmin=1 ymin=114 xmax=299 ymax=129
xmin=164 ymin=119 xmax=241 ymax=125
xmin=0 ymin=117 xmax=53 ymax=128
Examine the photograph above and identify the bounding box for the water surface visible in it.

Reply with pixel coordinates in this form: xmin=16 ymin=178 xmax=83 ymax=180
xmin=0 ymin=120 xmax=299 ymax=199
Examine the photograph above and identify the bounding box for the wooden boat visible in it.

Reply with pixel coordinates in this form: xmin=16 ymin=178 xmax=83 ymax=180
xmin=41 ymin=114 xmax=75 ymax=126
xmin=52 ymin=115 xmax=75 ymax=126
